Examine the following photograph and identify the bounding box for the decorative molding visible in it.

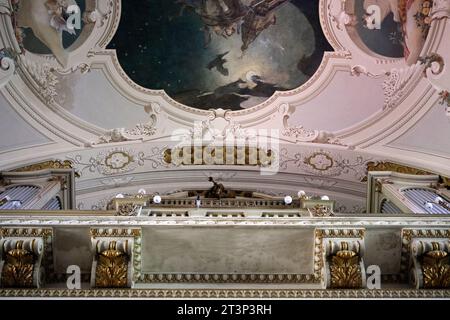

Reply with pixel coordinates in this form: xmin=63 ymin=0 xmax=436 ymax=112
xmin=430 ymin=0 xmax=450 ymax=20
xmin=382 ymin=65 xmax=422 ymax=110
xmin=419 ymin=53 xmax=445 ymax=78
xmin=174 ymin=109 xmax=257 ymax=144
xmin=363 ymin=161 xmax=433 ymax=182
xmin=116 ymin=203 xmax=141 ymax=217
xmin=328 ymin=243 xmax=364 ymax=289
xmin=90 ymin=228 xmax=142 ymax=282
xmin=0 ymin=50 xmax=15 ymax=89
xmin=328 ymin=0 xmax=356 ymax=31
xmin=90 ymin=103 xmax=161 ymax=146
xmin=0 ymin=288 xmax=450 ymax=299
xmin=401 ymin=229 xmax=450 ymax=282
xmin=2 ymin=217 xmax=450 ymax=227
xmin=0 ymin=238 xmax=43 ymax=288
xmin=10 ymin=160 xmax=76 ymax=173
xmin=67 ymin=146 xmax=168 ymax=176
xmin=282 ymin=126 xmax=346 ymax=146
xmin=280 ymin=104 xmax=349 ymax=147
xmin=280 ymin=149 xmax=371 ymax=181
xmin=19 ymin=56 xmax=59 ymax=105
xmin=308 ymin=205 xmax=334 ymax=217
xmin=315 ymin=228 xmax=365 ymax=289
xmin=91 ymin=239 xmax=133 ymax=288
xmin=334 ymin=204 xmax=366 ymax=214
xmin=140 ymin=273 xmax=317 ymax=285
xmin=0 ymin=228 xmax=53 ymax=286
xmin=410 ymin=239 xmax=450 ymax=289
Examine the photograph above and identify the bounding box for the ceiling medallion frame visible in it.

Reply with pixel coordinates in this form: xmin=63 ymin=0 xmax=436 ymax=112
xmin=2 ymin=0 xmax=445 ymax=121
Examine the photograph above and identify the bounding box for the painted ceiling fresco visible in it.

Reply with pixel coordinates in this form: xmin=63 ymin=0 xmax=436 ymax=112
xmin=356 ymin=1 xmax=404 ymax=58
xmin=19 ymin=0 xmax=86 ymax=55
xmin=357 ymin=0 xmax=433 ymax=64
xmin=109 ymin=0 xmax=333 ymax=111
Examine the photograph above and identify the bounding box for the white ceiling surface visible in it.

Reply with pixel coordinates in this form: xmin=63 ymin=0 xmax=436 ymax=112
xmin=56 ymin=69 xmax=149 ymax=129
xmin=389 ymin=101 xmax=450 ymax=158
xmin=286 ymin=71 xmax=384 ymax=132
xmin=57 ymin=67 xmax=384 ymax=133
xmin=0 ymin=93 xmax=50 ymax=153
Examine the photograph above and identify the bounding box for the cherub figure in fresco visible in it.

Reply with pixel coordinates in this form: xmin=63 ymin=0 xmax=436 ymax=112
xmin=14 ymin=0 xmax=79 ymax=67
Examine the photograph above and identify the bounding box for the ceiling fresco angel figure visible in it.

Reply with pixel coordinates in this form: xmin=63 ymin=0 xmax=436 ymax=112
xmin=177 ymin=0 xmax=289 ymax=51
xmin=14 ymin=0 xmax=79 ymax=67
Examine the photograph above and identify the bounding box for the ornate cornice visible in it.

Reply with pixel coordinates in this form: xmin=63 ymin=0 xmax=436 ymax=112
xmin=0 ymin=227 xmax=55 ymax=283
xmin=1 ymin=217 xmax=450 ymax=227
xmin=11 ymin=160 xmax=75 ymax=172
xmin=140 ymin=273 xmax=317 ymax=284
xmin=363 ymin=161 xmax=434 ymax=182
xmin=0 ymin=288 xmax=449 ymax=299
xmin=401 ymin=229 xmax=450 ymax=281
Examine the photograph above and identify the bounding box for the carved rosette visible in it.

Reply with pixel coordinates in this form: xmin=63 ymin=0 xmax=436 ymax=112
xmin=90 ymin=228 xmax=141 ymax=288
xmin=315 ymin=229 xmax=366 ymax=289
xmin=409 ymin=237 xmax=450 ymax=289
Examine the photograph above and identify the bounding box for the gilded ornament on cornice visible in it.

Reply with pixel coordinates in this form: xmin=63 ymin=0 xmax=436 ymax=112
xmin=1 ymin=288 xmax=450 ymax=299
xmin=0 ymin=228 xmax=54 ymax=282
xmin=309 ymin=204 xmax=334 ymax=217
xmin=329 ymin=250 xmax=362 ymax=289
xmin=442 ymin=177 xmax=450 ymax=188
xmin=163 ymin=146 xmax=274 ymax=167
xmin=314 ymin=229 xmax=365 ymax=282
xmin=401 ymin=229 xmax=450 ymax=281
xmin=94 ymin=242 xmax=129 ymax=288
xmin=362 ymin=161 xmax=432 ymax=182
xmin=422 ymin=250 xmax=450 ymax=289
xmin=142 ymin=273 xmax=318 ymax=284
xmin=0 ymin=228 xmax=52 ymax=238
xmin=116 ymin=203 xmax=140 ymax=216
xmin=1 ymin=241 xmax=35 ymax=288
xmin=315 ymin=229 xmax=365 ymax=239
xmin=11 ymin=160 xmax=77 ymax=174
xmin=90 ymin=228 xmax=141 ymax=238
